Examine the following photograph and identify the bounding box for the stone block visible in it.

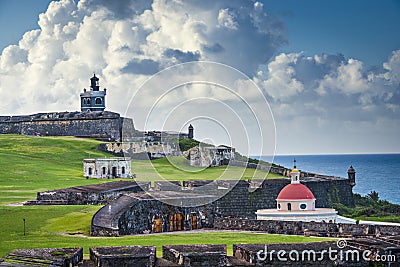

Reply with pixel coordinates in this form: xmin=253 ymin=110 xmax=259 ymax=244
xmin=90 ymin=246 xmax=156 ymax=267
xmin=162 ymin=244 xmax=227 ymax=266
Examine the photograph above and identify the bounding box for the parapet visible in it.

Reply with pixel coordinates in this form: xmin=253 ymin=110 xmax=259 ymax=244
xmin=0 ymin=111 xmax=121 ymax=123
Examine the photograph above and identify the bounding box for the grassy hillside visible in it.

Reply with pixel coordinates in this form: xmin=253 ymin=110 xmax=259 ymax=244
xmin=0 ymin=135 xmax=113 ymax=205
xmin=0 ymin=134 xmax=282 ymax=205
xmin=0 ymin=134 xmax=324 ymax=258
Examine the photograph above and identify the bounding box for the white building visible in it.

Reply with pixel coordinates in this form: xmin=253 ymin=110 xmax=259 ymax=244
xmin=83 ymin=158 xmax=132 ymax=178
xmin=256 ymin=163 xmax=338 ymax=223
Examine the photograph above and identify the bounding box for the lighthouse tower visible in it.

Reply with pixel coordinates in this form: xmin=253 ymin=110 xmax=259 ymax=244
xmin=80 ymin=74 xmax=107 ymax=112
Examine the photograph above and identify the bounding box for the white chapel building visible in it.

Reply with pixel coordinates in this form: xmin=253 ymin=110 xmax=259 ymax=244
xmin=256 ymin=162 xmax=338 ymax=223
xmin=83 ymin=157 xmax=132 ymax=178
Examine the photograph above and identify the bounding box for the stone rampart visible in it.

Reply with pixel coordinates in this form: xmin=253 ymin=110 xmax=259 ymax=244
xmin=0 ymin=111 xmax=136 ymax=141
xmin=97 ymin=141 xmax=181 ymax=159
xmin=91 ymin=191 xmax=216 ymax=236
xmin=25 ymin=181 xmax=148 ymax=205
xmin=213 ymin=216 xmax=400 ymax=237
xmin=3 ymin=241 xmax=399 ymax=266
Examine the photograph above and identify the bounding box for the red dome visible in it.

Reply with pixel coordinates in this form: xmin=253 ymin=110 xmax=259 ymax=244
xmin=277 ymin=184 xmax=315 ymax=200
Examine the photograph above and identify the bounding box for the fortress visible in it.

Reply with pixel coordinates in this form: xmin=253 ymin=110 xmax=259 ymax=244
xmin=0 ymin=74 xmax=187 ymax=141
xmin=3 ymin=75 xmax=399 ymax=266
xmin=0 ymin=110 xmax=132 ymax=140
xmin=0 ymin=75 xmax=134 ymax=140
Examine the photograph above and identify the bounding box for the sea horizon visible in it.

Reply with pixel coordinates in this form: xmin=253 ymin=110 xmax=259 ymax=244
xmin=256 ymin=153 xmax=400 ymax=205
xmin=257 ymin=152 xmax=400 ymax=157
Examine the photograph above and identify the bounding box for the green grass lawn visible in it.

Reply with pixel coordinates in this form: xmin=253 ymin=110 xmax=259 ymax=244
xmin=0 ymin=134 xmax=326 ymax=258
xmin=133 ymin=156 xmax=283 ymax=183
xmin=0 ymin=205 xmax=328 ymax=257
xmin=0 ymin=134 xmax=283 ymax=205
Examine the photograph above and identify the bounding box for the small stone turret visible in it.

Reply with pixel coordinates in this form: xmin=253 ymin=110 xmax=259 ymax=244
xmin=188 ymin=124 xmax=194 ymax=139
xmin=348 ymin=165 xmax=356 ymax=187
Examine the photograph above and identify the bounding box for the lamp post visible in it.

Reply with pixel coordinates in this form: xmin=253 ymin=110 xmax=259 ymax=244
xmin=23 ymin=218 xmax=26 ymax=236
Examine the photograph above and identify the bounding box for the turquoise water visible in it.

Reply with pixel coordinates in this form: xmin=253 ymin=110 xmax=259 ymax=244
xmin=259 ymin=154 xmax=400 ymax=204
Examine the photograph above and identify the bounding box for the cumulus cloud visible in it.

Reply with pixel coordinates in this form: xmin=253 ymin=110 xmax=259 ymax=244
xmin=255 ymin=53 xmax=304 ymax=99
xmin=0 ymin=0 xmax=286 ymax=115
xmin=0 ymin=0 xmax=399 ymax=153
xmin=254 ymin=50 xmax=400 ymax=153
xmin=257 ymin=51 xmax=400 ymax=113
xmin=217 ymin=8 xmax=239 ymax=30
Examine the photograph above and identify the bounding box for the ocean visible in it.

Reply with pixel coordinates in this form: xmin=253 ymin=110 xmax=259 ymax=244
xmin=258 ymin=154 xmax=400 ymax=204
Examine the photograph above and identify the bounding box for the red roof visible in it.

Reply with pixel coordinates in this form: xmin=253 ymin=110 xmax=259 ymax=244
xmin=277 ymin=183 xmax=315 ymax=200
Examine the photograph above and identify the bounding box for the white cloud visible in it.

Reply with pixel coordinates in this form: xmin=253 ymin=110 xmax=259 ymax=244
xmin=383 ymin=49 xmax=400 ymax=84
xmin=217 ymin=8 xmax=239 ymax=30
xmin=0 ymin=0 xmax=286 ymax=115
xmin=316 ymin=59 xmax=369 ymax=95
xmin=0 ymin=0 xmax=399 ymax=154
xmin=255 ymin=53 xmax=304 ymax=99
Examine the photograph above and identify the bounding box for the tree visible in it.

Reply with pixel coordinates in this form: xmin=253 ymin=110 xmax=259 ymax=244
xmin=367 ymin=191 xmax=379 ymax=202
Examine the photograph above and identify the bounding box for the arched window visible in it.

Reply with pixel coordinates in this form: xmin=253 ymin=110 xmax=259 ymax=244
xmin=83 ymin=99 xmax=87 ymax=105
xmin=122 ymin=166 xmax=125 ymax=175
xmin=277 ymin=203 xmax=281 ymax=210
xmin=87 ymin=98 xmax=91 ymax=105
xmin=95 ymin=97 xmax=102 ymax=105
xmin=287 ymin=203 xmax=291 ymax=211
xmin=102 ymin=167 xmax=106 ymax=175
xmin=88 ymin=167 xmax=92 ymax=176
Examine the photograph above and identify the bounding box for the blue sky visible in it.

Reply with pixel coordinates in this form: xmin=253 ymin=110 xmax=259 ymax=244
xmin=2 ymin=0 xmax=399 ymax=67
xmin=0 ymin=0 xmax=399 ymax=155
xmin=265 ymin=0 xmax=400 ymax=67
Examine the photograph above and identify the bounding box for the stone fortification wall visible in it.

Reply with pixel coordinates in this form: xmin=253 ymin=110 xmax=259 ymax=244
xmin=0 ymin=111 xmax=136 ymax=140
xmin=214 ymin=216 xmax=400 ymax=237
xmin=98 ymin=141 xmax=181 ymax=159
xmin=4 ymin=241 xmax=399 ymax=266
xmin=25 ymin=181 xmax=148 ymax=205
xmin=215 ymin=178 xmax=354 ymax=219
xmin=91 ymin=192 xmax=216 ymax=236
xmin=230 ymin=159 xmax=347 ymax=179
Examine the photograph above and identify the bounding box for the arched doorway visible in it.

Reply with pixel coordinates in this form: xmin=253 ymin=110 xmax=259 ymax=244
xmin=169 ymin=213 xmax=184 ymax=231
xmin=287 ymin=203 xmax=292 ymax=211
xmin=153 ymin=216 xmax=163 ymax=233
xmin=191 ymin=215 xmax=198 ymax=230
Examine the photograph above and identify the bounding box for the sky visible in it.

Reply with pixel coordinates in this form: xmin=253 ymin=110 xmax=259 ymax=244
xmin=0 ymin=0 xmax=399 ymax=155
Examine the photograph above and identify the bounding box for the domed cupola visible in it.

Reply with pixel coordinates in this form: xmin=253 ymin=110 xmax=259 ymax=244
xmin=276 ymin=159 xmax=316 ymax=211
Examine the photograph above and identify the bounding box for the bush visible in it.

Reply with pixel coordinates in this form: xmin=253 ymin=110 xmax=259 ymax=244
xmin=175 ymin=139 xmax=200 ymax=152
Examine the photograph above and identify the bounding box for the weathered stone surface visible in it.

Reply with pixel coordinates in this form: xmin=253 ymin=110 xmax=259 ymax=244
xmin=162 ymin=244 xmax=227 ymax=266
xmin=1 ymin=240 xmax=398 ymax=266
xmin=25 ymin=181 xmax=149 ymax=205
xmin=91 ymin=192 xmax=215 ymax=236
xmin=214 ymin=216 xmax=400 ymax=238
xmin=98 ymin=141 xmax=181 ymax=159
xmin=90 ymin=246 xmax=156 ymax=267
xmin=0 ymin=111 xmax=138 ymax=141
xmin=0 ymin=248 xmax=83 ymax=266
